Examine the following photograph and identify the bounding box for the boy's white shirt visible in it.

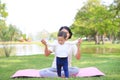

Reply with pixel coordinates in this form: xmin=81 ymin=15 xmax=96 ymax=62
xmin=46 ymin=40 xmax=78 ymax=68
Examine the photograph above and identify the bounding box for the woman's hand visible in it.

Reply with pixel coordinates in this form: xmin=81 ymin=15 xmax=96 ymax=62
xmin=77 ymin=38 xmax=82 ymax=47
xmin=76 ymin=38 xmax=82 ymax=60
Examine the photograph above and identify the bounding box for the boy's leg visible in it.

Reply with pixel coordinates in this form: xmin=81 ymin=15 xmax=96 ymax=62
xmin=63 ymin=58 xmax=69 ymax=78
xmin=56 ymin=57 xmax=62 ymax=77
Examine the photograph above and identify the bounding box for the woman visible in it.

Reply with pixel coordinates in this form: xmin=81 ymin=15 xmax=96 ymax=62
xmin=40 ymin=26 xmax=82 ymax=77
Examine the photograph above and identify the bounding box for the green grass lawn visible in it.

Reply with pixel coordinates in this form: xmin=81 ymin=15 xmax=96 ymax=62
xmin=0 ymin=53 xmax=120 ymax=80
xmin=0 ymin=42 xmax=120 ymax=80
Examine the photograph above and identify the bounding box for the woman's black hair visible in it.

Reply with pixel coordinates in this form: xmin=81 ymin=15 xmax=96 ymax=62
xmin=59 ymin=26 xmax=72 ymax=39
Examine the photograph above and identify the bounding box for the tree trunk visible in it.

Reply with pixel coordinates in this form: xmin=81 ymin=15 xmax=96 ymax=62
xmin=95 ymin=32 xmax=99 ymax=44
xmin=101 ymin=35 xmax=105 ymax=44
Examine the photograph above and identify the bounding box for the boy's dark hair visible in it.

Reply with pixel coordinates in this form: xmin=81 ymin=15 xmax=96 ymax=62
xmin=58 ymin=31 xmax=67 ymax=39
xmin=59 ymin=26 xmax=72 ymax=39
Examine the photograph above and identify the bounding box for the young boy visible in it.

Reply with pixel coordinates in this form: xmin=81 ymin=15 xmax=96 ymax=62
xmin=41 ymin=31 xmax=71 ymax=78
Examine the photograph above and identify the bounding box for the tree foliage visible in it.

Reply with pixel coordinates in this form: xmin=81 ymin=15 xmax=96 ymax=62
xmin=0 ymin=1 xmax=22 ymax=57
xmin=71 ymin=0 xmax=120 ymax=44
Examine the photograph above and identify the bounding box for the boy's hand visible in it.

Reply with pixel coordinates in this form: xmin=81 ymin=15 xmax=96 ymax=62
xmin=41 ymin=39 xmax=47 ymax=46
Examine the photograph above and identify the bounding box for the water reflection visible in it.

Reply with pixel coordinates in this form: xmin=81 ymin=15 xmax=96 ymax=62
xmin=0 ymin=44 xmax=44 ymax=56
xmin=15 ymin=44 xmax=44 ymax=56
xmin=82 ymin=47 xmax=120 ymax=54
xmin=0 ymin=44 xmax=120 ymax=56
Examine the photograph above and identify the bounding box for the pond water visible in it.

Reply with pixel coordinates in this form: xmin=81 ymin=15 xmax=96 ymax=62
xmin=81 ymin=47 xmax=120 ymax=54
xmin=0 ymin=44 xmax=44 ymax=56
xmin=0 ymin=44 xmax=120 ymax=56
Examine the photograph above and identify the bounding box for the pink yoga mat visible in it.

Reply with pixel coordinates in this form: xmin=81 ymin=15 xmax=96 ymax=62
xmin=11 ymin=69 xmax=41 ymax=78
xmin=76 ymin=67 xmax=105 ymax=77
xmin=11 ymin=67 xmax=105 ymax=78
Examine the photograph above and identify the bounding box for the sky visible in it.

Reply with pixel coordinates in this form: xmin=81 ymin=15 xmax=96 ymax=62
xmin=2 ymin=0 xmax=113 ymax=35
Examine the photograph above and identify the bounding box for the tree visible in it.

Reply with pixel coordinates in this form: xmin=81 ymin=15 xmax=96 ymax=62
xmin=0 ymin=1 xmax=8 ymax=19
xmin=0 ymin=25 xmax=22 ymax=57
xmin=0 ymin=0 xmax=8 ymax=33
xmin=71 ymin=0 xmax=119 ymax=44
xmin=108 ymin=0 xmax=120 ymax=43
xmin=0 ymin=1 xmax=22 ymax=57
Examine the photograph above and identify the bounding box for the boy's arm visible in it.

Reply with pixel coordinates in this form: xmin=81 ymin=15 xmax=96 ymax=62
xmin=41 ymin=39 xmax=52 ymax=56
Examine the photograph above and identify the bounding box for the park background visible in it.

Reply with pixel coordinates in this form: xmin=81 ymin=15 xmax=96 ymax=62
xmin=0 ymin=0 xmax=120 ymax=80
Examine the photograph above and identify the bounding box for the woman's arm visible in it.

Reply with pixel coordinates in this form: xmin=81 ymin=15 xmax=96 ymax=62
xmin=75 ymin=38 xmax=82 ymax=60
xmin=41 ymin=39 xmax=52 ymax=56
